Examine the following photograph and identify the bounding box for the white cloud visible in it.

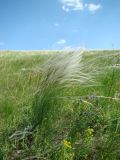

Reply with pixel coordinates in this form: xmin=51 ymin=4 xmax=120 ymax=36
xmin=60 ymin=0 xmax=84 ymax=12
xmin=59 ymin=0 xmax=102 ymax=13
xmin=86 ymin=3 xmax=102 ymax=12
xmin=62 ymin=6 xmax=70 ymax=12
xmin=57 ymin=39 xmax=66 ymax=44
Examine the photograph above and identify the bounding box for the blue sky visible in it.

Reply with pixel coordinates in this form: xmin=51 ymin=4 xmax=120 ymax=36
xmin=0 ymin=0 xmax=120 ymax=50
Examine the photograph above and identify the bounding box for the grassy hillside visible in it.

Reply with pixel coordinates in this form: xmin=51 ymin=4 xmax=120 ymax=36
xmin=0 ymin=50 xmax=120 ymax=160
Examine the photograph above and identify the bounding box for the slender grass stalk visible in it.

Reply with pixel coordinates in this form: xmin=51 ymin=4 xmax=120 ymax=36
xmin=107 ymin=53 xmax=120 ymax=96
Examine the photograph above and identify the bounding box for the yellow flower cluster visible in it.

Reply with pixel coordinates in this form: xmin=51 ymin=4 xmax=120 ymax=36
xmin=63 ymin=140 xmax=72 ymax=149
xmin=86 ymin=127 xmax=94 ymax=137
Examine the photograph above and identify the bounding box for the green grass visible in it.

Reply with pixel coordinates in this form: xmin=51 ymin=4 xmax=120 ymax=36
xmin=0 ymin=50 xmax=120 ymax=160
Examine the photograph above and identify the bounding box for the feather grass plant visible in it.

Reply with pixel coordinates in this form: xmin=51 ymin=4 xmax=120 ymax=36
xmin=31 ymin=51 xmax=95 ymax=130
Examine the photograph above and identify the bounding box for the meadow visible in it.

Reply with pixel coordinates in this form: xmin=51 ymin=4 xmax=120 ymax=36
xmin=0 ymin=50 xmax=120 ymax=160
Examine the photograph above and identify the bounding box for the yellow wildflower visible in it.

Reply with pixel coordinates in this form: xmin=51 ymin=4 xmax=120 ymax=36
xmin=63 ymin=140 xmax=72 ymax=149
xmin=86 ymin=127 xmax=94 ymax=136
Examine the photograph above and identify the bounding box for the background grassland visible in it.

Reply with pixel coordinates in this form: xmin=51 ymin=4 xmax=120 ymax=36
xmin=0 ymin=50 xmax=120 ymax=160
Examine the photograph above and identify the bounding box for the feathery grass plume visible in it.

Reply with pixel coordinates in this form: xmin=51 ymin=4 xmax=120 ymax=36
xmin=31 ymin=50 xmax=94 ymax=130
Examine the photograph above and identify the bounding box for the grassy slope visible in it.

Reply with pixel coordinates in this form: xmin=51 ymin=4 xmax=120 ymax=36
xmin=0 ymin=50 xmax=120 ymax=160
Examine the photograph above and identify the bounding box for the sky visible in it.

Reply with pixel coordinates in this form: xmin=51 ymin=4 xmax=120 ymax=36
xmin=0 ymin=0 xmax=120 ymax=50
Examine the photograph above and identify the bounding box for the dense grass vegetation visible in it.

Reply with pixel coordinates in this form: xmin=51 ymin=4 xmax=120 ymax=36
xmin=0 ymin=50 xmax=120 ymax=160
